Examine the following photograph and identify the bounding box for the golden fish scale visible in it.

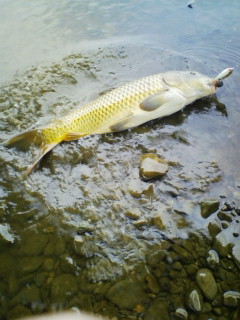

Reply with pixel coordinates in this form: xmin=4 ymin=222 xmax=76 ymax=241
xmin=41 ymin=74 xmax=164 ymax=144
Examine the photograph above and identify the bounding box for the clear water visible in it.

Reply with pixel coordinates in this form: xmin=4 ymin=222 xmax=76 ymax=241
xmin=0 ymin=0 xmax=240 ymax=319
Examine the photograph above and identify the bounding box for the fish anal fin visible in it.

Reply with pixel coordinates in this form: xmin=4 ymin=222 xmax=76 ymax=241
xmin=25 ymin=143 xmax=58 ymax=176
xmin=63 ymin=132 xmax=87 ymax=141
xmin=140 ymin=90 xmax=169 ymax=111
xmin=109 ymin=113 xmax=134 ymax=132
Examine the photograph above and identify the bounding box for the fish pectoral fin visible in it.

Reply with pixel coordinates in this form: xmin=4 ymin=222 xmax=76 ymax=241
xmin=63 ymin=132 xmax=87 ymax=141
xmin=109 ymin=113 xmax=134 ymax=132
xmin=140 ymin=90 xmax=169 ymax=111
xmin=25 ymin=143 xmax=58 ymax=176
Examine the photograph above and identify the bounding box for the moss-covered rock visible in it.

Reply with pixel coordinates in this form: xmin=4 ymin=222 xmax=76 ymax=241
xmin=196 ymin=268 xmax=218 ymax=300
xmin=51 ymin=274 xmax=78 ymax=302
xmin=200 ymin=199 xmax=220 ymax=218
xmin=106 ymin=279 xmax=148 ymax=309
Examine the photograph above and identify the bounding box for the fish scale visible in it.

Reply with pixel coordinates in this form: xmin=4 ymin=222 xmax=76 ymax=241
xmin=6 ymin=68 xmax=233 ymax=175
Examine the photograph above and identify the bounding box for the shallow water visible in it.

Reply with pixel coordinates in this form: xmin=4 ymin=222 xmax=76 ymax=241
xmin=0 ymin=0 xmax=240 ymax=319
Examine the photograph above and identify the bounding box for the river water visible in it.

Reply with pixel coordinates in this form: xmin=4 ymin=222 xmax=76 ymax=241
xmin=0 ymin=1 xmax=240 ymax=319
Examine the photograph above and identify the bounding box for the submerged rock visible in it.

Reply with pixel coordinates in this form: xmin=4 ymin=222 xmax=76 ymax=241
xmin=51 ymin=274 xmax=78 ymax=302
xmin=139 ymin=154 xmax=168 ymax=181
xmin=232 ymin=244 xmax=240 ymax=269
xmin=196 ymin=268 xmax=218 ymax=300
xmin=144 ymin=298 xmax=170 ymax=320
xmin=200 ymin=199 xmax=220 ymax=218
xmin=106 ymin=279 xmax=147 ymax=309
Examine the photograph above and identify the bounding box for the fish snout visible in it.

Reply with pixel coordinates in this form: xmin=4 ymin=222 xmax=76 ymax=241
xmin=214 ymin=79 xmax=224 ymax=88
xmin=214 ymin=80 xmax=223 ymax=88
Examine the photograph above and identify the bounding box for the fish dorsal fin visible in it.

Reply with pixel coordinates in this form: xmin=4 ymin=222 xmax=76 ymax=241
xmin=140 ymin=90 xmax=169 ymax=111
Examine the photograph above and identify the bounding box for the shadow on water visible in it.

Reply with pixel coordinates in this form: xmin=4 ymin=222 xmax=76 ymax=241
xmin=0 ymin=41 xmax=240 ymax=319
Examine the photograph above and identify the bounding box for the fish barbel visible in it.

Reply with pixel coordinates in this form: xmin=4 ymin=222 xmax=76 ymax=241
xmin=6 ymin=68 xmax=233 ymax=175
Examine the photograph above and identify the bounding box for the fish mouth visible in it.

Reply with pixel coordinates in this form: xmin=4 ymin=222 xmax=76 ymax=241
xmin=213 ymin=79 xmax=224 ymax=88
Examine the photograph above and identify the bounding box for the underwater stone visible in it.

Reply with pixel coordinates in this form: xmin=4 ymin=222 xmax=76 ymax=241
xmin=21 ymin=233 xmax=48 ymax=256
xmin=144 ymin=298 xmax=170 ymax=320
xmin=106 ymin=279 xmax=147 ymax=309
xmin=139 ymin=154 xmax=168 ymax=181
xmin=125 ymin=207 xmax=142 ymax=220
xmin=213 ymin=233 xmax=232 ymax=257
xmin=19 ymin=256 xmax=43 ymax=274
xmin=196 ymin=268 xmax=218 ymax=300
xmin=223 ymin=291 xmax=240 ymax=307
xmin=200 ymin=199 xmax=220 ymax=218
xmin=51 ymin=274 xmax=78 ymax=301
xmin=172 ymin=244 xmax=193 ymax=264
xmin=145 ymin=274 xmax=160 ymax=294
xmin=232 ymin=243 xmax=240 ymax=269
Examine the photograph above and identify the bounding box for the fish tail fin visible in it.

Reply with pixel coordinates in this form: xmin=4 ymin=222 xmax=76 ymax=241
xmin=25 ymin=143 xmax=58 ymax=176
xmin=6 ymin=129 xmax=59 ymax=176
xmin=5 ymin=129 xmax=42 ymax=148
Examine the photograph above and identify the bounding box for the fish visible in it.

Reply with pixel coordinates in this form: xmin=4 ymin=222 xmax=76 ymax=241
xmin=6 ymin=68 xmax=233 ymax=175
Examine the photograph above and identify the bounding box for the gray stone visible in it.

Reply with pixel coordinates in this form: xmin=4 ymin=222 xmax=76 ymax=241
xmin=51 ymin=274 xmax=78 ymax=301
xmin=200 ymin=199 xmax=220 ymax=218
xmin=106 ymin=279 xmax=147 ymax=309
xmin=139 ymin=154 xmax=168 ymax=181
xmin=196 ymin=268 xmax=218 ymax=300
xmin=144 ymin=298 xmax=170 ymax=320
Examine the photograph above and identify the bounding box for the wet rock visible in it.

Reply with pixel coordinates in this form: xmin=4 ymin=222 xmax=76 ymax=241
xmin=172 ymin=244 xmax=193 ymax=264
xmin=144 ymin=298 xmax=170 ymax=320
xmin=232 ymin=243 xmax=240 ymax=269
xmin=21 ymin=233 xmax=48 ymax=256
xmin=19 ymin=256 xmax=43 ymax=274
xmin=51 ymin=274 xmax=78 ymax=302
xmin=7 ymin=305 xmax=32 ymax=319
xmin=187 ymin=289 xmax=202 ymax=312
xmin=106 ymin=279 xmax=147 ymax=309
xmin=213 ymin=232 xmax=232 ymax=257
xmin=125 ymin=207 xmax=142 ymax=220
xmin=217 ymin=211 xmax=233 ymax=222
xmin=44 ymin=237 xmax=65 ymax=255
xmin=128 ymin=179 xmax=155 ymax=199
xmin=139 ymin=154 xmax=168 ymax=181
xmin=133 ymin=218 xmax=149 ymax=229
xmin=145 ymin=274 xmax=160 ymax=294
xmin=208 ymin=221 xmax=222 ymax=238
xmin=223 ymin=291 xmax=240 ymax=307
xmin=200 ymin=199 xmax=220 ymax=218
xmin=14 ymin=285 xmax=40 ymax=304
xmin=196 ymin=268 xmax=218 ymax=300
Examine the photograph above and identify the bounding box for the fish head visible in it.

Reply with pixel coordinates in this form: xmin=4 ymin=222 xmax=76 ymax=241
xmin=163 ymin=71 xmax=217 ymax=100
